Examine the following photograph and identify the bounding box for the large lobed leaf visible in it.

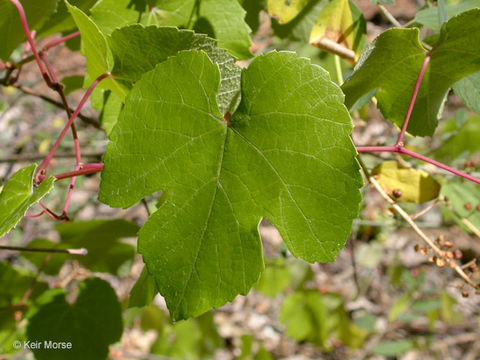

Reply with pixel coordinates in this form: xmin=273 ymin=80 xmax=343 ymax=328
xmin=100 ymin=50 xmax=362 ymax=320
xmin=0 ymin=164 xmax=55 ymax=238
xmin=342 ymin=9 xmax=480 ymax=137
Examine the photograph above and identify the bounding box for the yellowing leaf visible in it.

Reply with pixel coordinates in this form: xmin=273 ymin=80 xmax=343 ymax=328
xmin=372 ymin=161 xmax=440 ymax=204
xmin=309 ymin=0 xmax=365 ymax=61
xmin=267 ymin=0 xmax=312 ymax=24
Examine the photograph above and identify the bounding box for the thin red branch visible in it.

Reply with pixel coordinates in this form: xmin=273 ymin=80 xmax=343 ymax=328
xmin=36 ymin=73 xmax=110 ymax=177
xmin=356 ymin=145 xmax=480 ymax=184
xmin=25 ymin=211 xmax=46 ymax=218
xmin=54 ymin=163 xmax=104 ymax=180
xmin=63 ymin=165 xmax=80 ymax=215
xmin=38 ymin=202 xmax=68 ymax=221
xmin=43 ymin=31 xmax=80 ymax=51
xmin=39 ymin=51 xmax=59 ymax=84
xmin=396 ymin=56 xmax=431 ymax=146
xmin=9 ymin=0 xmax=50 ymax=83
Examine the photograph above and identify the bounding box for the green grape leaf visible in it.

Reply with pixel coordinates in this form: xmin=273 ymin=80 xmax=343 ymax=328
xmin=27 ymin=278 xmax=123 ymax=360
xmin=272 ymin=0 xmax=328 ymax=43
xmin=371 ymin=161 xmax=440 ymax=204
xmin=279 ymin=290 xmax=367 ymax=349
xmin=414 ymin=0 xmax=480 ymax=31
xmin=0 ymin=0 xmax=57 ymax=60
xmin=434 ymin=115 xmax=480 ymax=161
xmin=66 ymin=1 xmax=127 ymax=99
xmin=0 ymin=164 xmax=55 ymax=238
xmin=139 ymin=0 xmax=252 ymax=59
xmin=21 ymin=238 xmax=71 ymax=275
xmin=90 ymin=0 xmax=140 ymax=35
xmin=309 ymin=0 xmax=366 ymax=59
xmin=129 ymin=266 xmax=157 ymax=308
xmin=61 ymin=75 xmax=85 ymax=95
xmin=38 ymin=0 xmax=98 ymax=37
xmin=372 ymin=340 xmax=415 ymax=357
xmin=108 ymin=25 xmax=241 ymax=115
xmin=254 ymin=258 xmax=291 ymax=298
xmin=56 ymin=219 xmax=138 ymax=274
xmin=196 ymin=0 xmax=252 ymax=60
xmin=91 ymin=88 xmax=123 ymax=134
xmin=441 ymin=182 xmax=480 ymax=233
xmin=267 ymin=0 xmax=311 ymax=24
xmin=99 ymin=50 xmax=362 ymax=320
xmin=453 ymin=72 xmax=480 ymax=114
xmin=342 ymin=9 xmax=480 ymax=137
xmin=140 ymin=0 xmax=196 ymax=27
xmin=0 ymin=262 xmax=48 ymax=305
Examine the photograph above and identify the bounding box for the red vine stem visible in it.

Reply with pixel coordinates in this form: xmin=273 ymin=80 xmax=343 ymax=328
xmin=9 ymin=0 xmax=50 ymax=83
xmin=63 ymin=165 xmax=81 ymax=214
xmin=43 ymin=31 xmax=80 ymax=51
xmin=54 ymin=163 xmax=105 ymax=180
xmin=25 ymin=211 xmax=45 ymax=218
xmin=38 ymin=202 xmax=66 ymax=221
xmin=356 ymin=145 xmax=480 ymax=184
xmin=36 ymin=73 xmax=110 ymax=178
xmin=396 ymin=56 xmax=431 ymax=146
xmin=357 ymin=53 xmax=480 ymax=185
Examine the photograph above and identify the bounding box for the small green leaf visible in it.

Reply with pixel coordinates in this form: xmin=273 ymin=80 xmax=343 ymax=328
xmin=140 ymin=0 xmax=196 ymax=27
xmin=91 ymin=88 xmax=123 ymax=134
xmin=138 ymin=0 xmax=252 ymax=59
xmin=441 ymin=182 xmax=480 ymax=233
xmin=90 ymin=0 xmax=140 ymax=35
xmin=342 ymin=9 xmax=480 ymax=136
xmin=0 ymin=0 xmax=57 ymax=60
xmin=254 ymin=259 xmax=291 ymax=297
xmin=453 ymin=72 xmax=480 ymax=114
xmin=267 ymin=0 xmax=311 ymax=24
xmin=371 ymin=161 xmax=440 ymax=204
xmin=27 ymin=278 xmax=123 ymax=360
xmin=197 ymin=0 xmax=253 ymax=60
xmin=371 ymin=339 xmax=415 ymax=356
xmin=388 ymin=293 xmax=410 ymax=322
xmin=414 ymin=0 xmax=480 ymax=31
xmin=279 ymin=291 xmax=319 ymax=343
xmin=0 ymin=164 xmax=55 ymax=238
xmin=66 ymin=1 xmax=127 ymax=99
xmin=129 ymin=266 xmax=157 ymax=308
xmin=411 ymin=299 xmax=441 ymax=313
xmin=434 ymin=115 xmax=480 ymax=161
xmin=100 ymin=50 xmax=362 ymax=319
xmin=56 ymin=219 xmax=138 ymax=274
xmin=150 ymin=312 xmax=222 ymax=358
xmin=61 ymin=75 xmax=85 ymax=95
xmin=0 ymin=262 xmax=48 ymax=305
